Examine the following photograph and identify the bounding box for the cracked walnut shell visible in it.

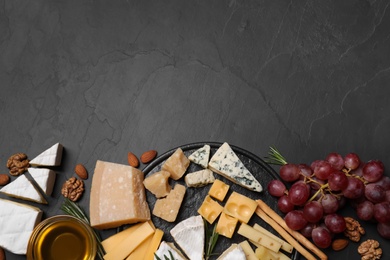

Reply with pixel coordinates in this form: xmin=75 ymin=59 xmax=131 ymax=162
xmin=61 ymin=177 xmax=84 ymax=202
xmin=7 ymin=153 xmax=29 ymax=176
xmin=358 ymin=239 xmax=382 ymax=260
xmin=344 ymin=217 xmax=365 ymax=242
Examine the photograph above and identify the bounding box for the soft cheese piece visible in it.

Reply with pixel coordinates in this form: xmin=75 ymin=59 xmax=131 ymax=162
xmin=0 ymin=198 xmax=43 ymax=255
xmin=0 ymin=174 xmax=47 ymax=204
xmin=90 ymin=160 xmax=150 ymax=229
xmin=154 ymin=241 xmax=187 ymax=260
xmin=143 ymin=170 xmax=171 ymax=198
xmin=170 ymin=215 xmax=204 ymax=260
xmin=161 ymin=148 xmax=190 ymax=180
xmin=29 ymin=142 xmax=63 ymax=166
xmin=153 ymin=184 xmax=186 ymax=222
xmin=208 ymin=142 xmax=262 ymax=192
xmin=216 ymin=244 xmax=246 ymax=260
xmin=185 ymin=169 xmax=215 ymax=187
xmin=28 ymin=167 xmax=56 ymax=196
xmin=188 ymin=144 xmax=210 ymax=168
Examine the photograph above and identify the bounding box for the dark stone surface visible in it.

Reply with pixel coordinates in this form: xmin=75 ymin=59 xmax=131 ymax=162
xmin=0 ymin=0 xmax=389 ymax=259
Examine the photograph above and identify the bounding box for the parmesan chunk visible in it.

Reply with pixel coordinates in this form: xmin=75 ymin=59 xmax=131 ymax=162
xmin=161 ymin=148 xmax=190 ymax=180
xmin=153 ymin=184 xmax=186 ymax=222
xmin=143 ymin=170 xmax=171 ymax=198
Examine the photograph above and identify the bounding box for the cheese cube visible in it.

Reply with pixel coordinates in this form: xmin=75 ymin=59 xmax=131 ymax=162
xmin=208 ymin=179 xmax=229 ymax=201
xmin=223 ymin=192 xmax=257 ymax=223
xmin=161 ymin=148 xmax=190 ymax=180
xmin=143 ymin=170 xmax=171 ymax=198
xmin=153 ymin=184 xmax=186 ymax=222
xmin=90 ymin=160 xmax=150 ymax=229
xmin=215 ymin=212 xmax=238 ymax=238
xmin=197 ymin=195 xmax=223 ymax=224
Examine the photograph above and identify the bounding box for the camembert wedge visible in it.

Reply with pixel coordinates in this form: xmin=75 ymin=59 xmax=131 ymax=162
xmin=28 ymin=167 xmax=56 ymax=196
xmin=29 ymin=142 xmax=63 ymax=166
xmin=208 ymin=142 xmax=262 ymax=192
xmin=155 ymin=241 xmax=187 ymax=260
xmin=216 ymin=243 xmax=246 ymax=260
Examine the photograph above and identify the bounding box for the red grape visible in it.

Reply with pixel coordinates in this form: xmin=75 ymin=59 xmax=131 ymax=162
xmin=344 ymin=153 xmax=360 ymax=170
xmin=363 ymin=160 xmax=384 ymax=183
xmin=289 ymin=181 xmax=310 ymax=206
xmin=365 ymin=183 xmax=385 ymax=203
xmin=377 ymin=222 xmax=390 ymax=239
xmin=313 ymin=160 xmax=333 ymax=180
xmin=300 ymin=223 xmax=316 ymax=238
xmin=373 ymin=176 xmax=390 ymax=190
xmin=374 ymin=201 xmax=390 ymax=223
xmin=326 ymin=152 xmax=344 ymax=170
xmin=312 ymin=226 xmax=332 ymax=248
xmin=324 ymin=213 xmax=346 ymax=233
xmin=356 ymin=200 xmax=374 ymax=221
xmin=328 ymin=171 xmax=348 ymax=191
xmin=279 ymin=164 xmax=301 ymax=182
xmin=285 ymin=210 xmax=307 ymax=230
xmin=267 ymin=180 xmax=286 ymax=197
xmin=277 ymin=195 xmax=294 ymax=213
xmin=321 ymin=194 xmax=339 ymax=214
xmin=385 ymin=190 xmax=390 ymax=202
xmin=303 ymin=201 xmax=324 ymax=223
xmin=342 ymin=177 xmax=364 ymax=199
xmin=298 ymin=164 xmax=313 ymax=180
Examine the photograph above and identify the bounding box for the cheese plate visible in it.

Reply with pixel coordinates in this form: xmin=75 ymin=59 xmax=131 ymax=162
xmin=143 ymin=142 xmax=300 ymax=260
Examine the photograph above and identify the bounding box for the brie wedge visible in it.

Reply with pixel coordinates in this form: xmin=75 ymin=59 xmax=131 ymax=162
xmin=154 ymin=241 xmax=187 ymax=260
xmin=0 ymin=198 xmax=43 ymax=255
xmin=0 ymin=174 xmax=47 ymax=204
xmin=29 ymin=142 xmax=63 ymax=166
xmin=208 ymin=142 xmax=262 ymax=192
xmin=170 ymin=215 xmax=204 ymax=260
xmin=188 ymin=145 xmax=210 ymax=168
xmin=28 ymin=167 xmax=56 ymax=196
xmin=216 ymin=244 xmax=246 ymax=260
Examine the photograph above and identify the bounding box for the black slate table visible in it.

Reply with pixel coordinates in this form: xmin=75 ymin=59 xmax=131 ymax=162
xmin=1 ymin=0 xmax=389 ymax=259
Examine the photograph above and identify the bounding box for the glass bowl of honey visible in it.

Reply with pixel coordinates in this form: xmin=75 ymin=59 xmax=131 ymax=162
xmin=27 ymin=215 xmax=97 ymax=260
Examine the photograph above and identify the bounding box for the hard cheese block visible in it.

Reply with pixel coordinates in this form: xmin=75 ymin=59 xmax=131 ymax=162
xmin=0 ymin=198 xmax=43 ymax=254
xmin=143 ymin=170 xmax=171 ymax=198
xmin=161 ymin=148 xmax=190 ymax=180
xmin=28 ymin=167 xmax=56 ymax=196
xmin=90 ymin=160 xmax=150 ymax=229
xmin=153 ymin=184 xmax=186 ymax=222
xmin=29 ymin=142 xmax=63 ymax=166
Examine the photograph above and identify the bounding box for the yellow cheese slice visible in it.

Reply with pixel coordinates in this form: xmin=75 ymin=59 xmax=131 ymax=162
xmin=239 ymin=240 xmax=258 ymax=260
xmin=126 ymin=232 xmax=153 ymax=260
xmin=143 ymin=228 xmax=164 ymax=260
xmin=237 ymin=223 xmax=282 ymax=253
xmin=101 ymin=222 xmax=144 ymax=253
xmin=253 ymin=223 xmax=293 ymax=253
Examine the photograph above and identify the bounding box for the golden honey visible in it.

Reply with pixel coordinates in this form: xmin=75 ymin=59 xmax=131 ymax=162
xmin=27 ymin=215 xmax=96 ymax=260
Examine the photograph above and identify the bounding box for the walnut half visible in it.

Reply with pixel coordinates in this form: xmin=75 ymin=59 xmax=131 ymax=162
xmin=61 ymin=177 xmax=84 ymax=202
xmin=344 ymin=217 xmax=365 ymax=242
xmin=358 ymin=239 xmax=382 ymax=260
xmin=7 ymin=153 xmax=29 ymax=176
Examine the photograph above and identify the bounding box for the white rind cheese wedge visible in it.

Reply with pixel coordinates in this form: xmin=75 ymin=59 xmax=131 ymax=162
xmin=28 ymin=167 xmax=56 ymax=196
xmin=170 ymin=215 xmax=204 ymax=260
xmin=188 ymin=145 xmax=210 ymax=168
xmin=0 ymin=174 xmax=47 ymax=204
xmin=154 ymin=241 xmax=187 ymax=260
xmin=0 ymin=198 xmax=43 ymax=255
xmin=216 ymin=244 xmax=246 ymax=260
xmin=184 ymin=168 xmax=215 ymax=187
xmin=208 ymin=142 xmax=262 ymax=192
xmin=29 ymin=142 xmax=63 ymax=166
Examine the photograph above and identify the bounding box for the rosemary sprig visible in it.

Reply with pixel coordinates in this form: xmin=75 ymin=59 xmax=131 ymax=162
xmin=154 ymin=250 xmax=175 ymax=260
xmin=265 ymin=146 xmax=288 ymax=166
xmin=61 ymin=198 xmax=106 ymax=260
xmin=204 ymin=219 xmax=219 ymax=260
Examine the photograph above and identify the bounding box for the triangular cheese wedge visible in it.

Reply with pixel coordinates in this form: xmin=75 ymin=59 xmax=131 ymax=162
xmin=208 ymin=142 xmax=262 ymax=192
xmin=28 ymin=168 xmax=56 ymax=196
xmin=154 ymin=241 xmax=187 ymax=260
xmin=170 ymin=215 xmax=204 ymax=260
xmin=188 ymin=144 xmax=210 ymax=168
xmin=29 ymin=143 xmax=63 ymax=166
xmin=0 ymin=198 xmax=43 ymax=255
xmin=0 ymin=175 xmax=47 ymax=204
xmin=216 ymin=244 xmax=246 ymax=260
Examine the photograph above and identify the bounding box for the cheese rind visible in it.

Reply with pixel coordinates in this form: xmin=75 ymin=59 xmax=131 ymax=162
xmin=0 ymin=198 xmax=43 ymax=254
xmin=208 ymin=142 xmax=262 ymax=192
xmin=185 ymin=169 xmax=215 ymax=187
xmin=216 ymin=244 xmax=246 ymax=260
xmin=153 ymin=184 xmax=186 ymax=222
xmin=28 ymin=167 xmax=56 ymax=196
xmin=161 ymin=148 xmax=190 ymax=180
xmin=90 ymin=160 xmax=150 ymax=229
xmin=154 ymin=241 xmax=187 ymax=260
xmin=29 ymin=143 xmax=63 ymax=166
xmin=188 ymin=145 xmax=210 ymax=168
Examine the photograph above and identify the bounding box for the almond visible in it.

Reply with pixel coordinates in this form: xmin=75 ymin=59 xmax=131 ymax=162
xmin=332 ymin=238 xmax=349 ymax=251
xmin=74 ymin=164 xmax=88 ymax=179
xmin=140 ymin=150 xmax=157 ymax=164
xmin=127 ymin=152 xmax=139 ymax=168
xmin=0 ymin=174 xmax=10 ymax=186
xmin=0 ymin=247 xmax=5 ymax=260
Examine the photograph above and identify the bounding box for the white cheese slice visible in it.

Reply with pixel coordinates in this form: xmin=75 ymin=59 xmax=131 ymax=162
xmin=0 ymin=198 xmax=43 ymax=255
xmin=154 ymin=241 xmax=187 ymax=260
xmin=0 ymin=174 xmax=47 ymax=204
xmin=216 ymin=244 xmax=246 ymax=260
xmin=184 ymin=169 xmax=215 ymax=187
xmin=29 ymin=143 xmax=63 ymax=166
xmin=208 ymin=142 xmax=262 ymax=192
xmin=188 ymin=145 xmax=210 ymax=168
xmin=28 ymin=167 xmax=56 ymax=196
xmin=170 ymin=215 xmax=204 ymax=260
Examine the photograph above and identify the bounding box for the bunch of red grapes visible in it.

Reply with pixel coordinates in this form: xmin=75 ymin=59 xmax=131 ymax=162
xmin=267 ymin=152 xmax=390 ymax=249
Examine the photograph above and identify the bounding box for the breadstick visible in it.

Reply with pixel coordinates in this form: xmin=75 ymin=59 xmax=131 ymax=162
xmin=256 ymin=199 xmax=328 ymax=260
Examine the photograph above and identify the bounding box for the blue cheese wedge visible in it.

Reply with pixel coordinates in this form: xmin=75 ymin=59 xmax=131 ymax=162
xmin=29 ymin=142 xmax=63 ymax=166
xmin=184 ymin=169 xmax=215 ymax=187
xmin=154 ymin=241 xmax=187 ymax=260
xmin=0 ymin=174 xmax=47 ymax=204
xmin=208 ymin=142 xmax=262 ymax=192
xmin=170 ymin=215 xmax=204 ymax=260
xmin=0 ymin=198 xmax=43 ymax=255
xmin=28 ymin=167 xmax=56 ymax=196
xmin=216 ymin=244 xmax=246 ymax=260
xmin=188 ymin=145 xmax=210 ymax=168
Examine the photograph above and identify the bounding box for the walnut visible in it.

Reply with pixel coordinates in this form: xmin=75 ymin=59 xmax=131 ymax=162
xmin=358 ymin=239 xmax=382 ymax=260
xmin=6 ymin=153 xmax=29 ymax=176
xmin=61 ymin=177 xmax=84 ymax=201
xmin=344 ymin=217 xmax=365 ymax=242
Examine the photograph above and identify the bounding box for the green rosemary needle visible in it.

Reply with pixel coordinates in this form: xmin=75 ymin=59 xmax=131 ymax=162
xmin=265 ymin=146 xmax=288 ymax=166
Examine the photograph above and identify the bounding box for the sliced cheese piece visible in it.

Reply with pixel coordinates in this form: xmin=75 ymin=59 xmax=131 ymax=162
xmin=161 ymin=148 xmax=190 ymax=180
xmin=90 ymin=160 xmax=150 ymax=229
xmin=126 ymin=232 xmax=153 ymax=260
xmin=224 ymin=191 xmax=257 ymax=223
xmin=143 ymin=170 xmax=171 ymax=198
xmin=239 ymin=240 xmax=258 ymax=260
xmin=170 ymin=215 xmax=204 ymax=260
xmin=153 ymin=184 xmax=186 ymax=222
xmin=102 ymin=222 xmax=145 ymax=253
xmin=185 ymin=168 xmax=215 ymax=187
xmin=144 ymin=228 xmax=164 ymax=260
xmin=0 ymin=198 xmax=43 ymax=254
xmin=154 ymin=241 xmax=187 ymax=260
xmin=215 ymin=212 xmax=238 ymax=239
xmin=208 ymin=142 xmax=262 ymax=192
xmin=238 ymin=223 xmax=282 ymax=253
xmin=216 ymin=244 xmax=246 ymax=260
xmin=28 ymin=167 xmax=56 ymax=196
xmin=197 ymin=195 xmax=223 ymax=224
xmin=188 ymin=144 xmax=210 ymax=168
xmin=256 ymin=244 xmax=291 ymax=260
xmin=208 ymin=179 xmax=229 ymax=201
xmin=0 ymin=174 xmax=47 ymax=204
xmin=103 ymin=221 xmax=154 ymax=260
xmin=29 ymin=143 xmax=63 ymax=166
xmin=253 ymin=223 xmax=293 ymax=253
